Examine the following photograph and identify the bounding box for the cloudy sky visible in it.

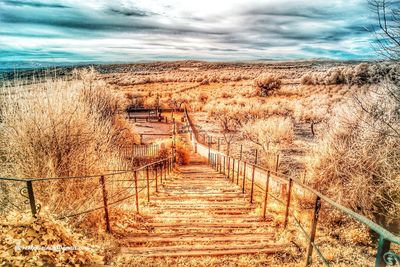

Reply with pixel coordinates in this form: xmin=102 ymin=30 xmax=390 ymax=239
xmin=0 ymin=0 xmax=379 ymax=68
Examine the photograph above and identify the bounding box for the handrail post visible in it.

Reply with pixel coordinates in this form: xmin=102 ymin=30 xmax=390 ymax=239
xmin=208 ymin=136 xmax=211 ymax=164
xmin=219 ymin=154 xmax=222 ymax=173
xmin=232 ymin=158 xmax=235 ymax=183
xmin=160 ymin=162 xmax=163 ymax=185
xmin=227 ymin=157 xmax=231 ymax=179
xmin=164 ymin=160 xmax=167 ymax=180
xmin=134 ymin=171 xmax=139 ymax=213
xmin=305 ymin=196 xmax=321 ymax=266
xmin=250 ymin=165 xmax=255 ymax=203
xmin=155 ymin=165 xmax=158 ymax=193
xmin=223 ymin=156 xmax=226 ymax=175
xmin=242 ymin=162 xmax=247 ymax=193
xmin=250 ymin=149 xmax=257 ymax=203
xmin=375 ymin=235 xmax=391 ymax=267
xmin=284 ymin=178 xmax=293 ymax=228
xmin=263 ymin=171 xmax=271 ymax=219
xmin=166 ymin=158 xmax=169 ymax=176
xmin=237 ymin=159 xmax=240 ymax=185
xmin=26 ymin=181 xmax=37 ymax=217
xmin=146 ymin=167 xmax=150 ymax=202
xmin=100 ymin=175 xmax=111 ymax=232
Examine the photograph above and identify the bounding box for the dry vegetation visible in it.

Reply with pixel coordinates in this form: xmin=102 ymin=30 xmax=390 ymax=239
xmin=0 ymin=68 xmax=148 ymax=265
xmin=97 ymin=60 xmax=399 ymax=264
xmin=0 ymin=67 xmax=139 ymax=178
xmin=0 ymin=60 xmax=399 ymax=266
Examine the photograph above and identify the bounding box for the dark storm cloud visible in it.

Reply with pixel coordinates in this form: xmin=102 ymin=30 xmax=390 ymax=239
xmin=0 ymin=0 xmax=379 ymax=67
xmin=2 ymin=0 xmax=69 ymax=8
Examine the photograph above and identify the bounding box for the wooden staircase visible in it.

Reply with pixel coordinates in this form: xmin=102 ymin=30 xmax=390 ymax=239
xmin=116 ymin=152 xmax=289 ymax=261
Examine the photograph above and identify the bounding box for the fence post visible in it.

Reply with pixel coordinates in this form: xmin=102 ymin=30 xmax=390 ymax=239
xmin=263 ymin=171 xmax=271 ymax=220
xmin=284 ymin=178 xmax=293 ymax=228
xmin=99 ymin=176 xmax=111 ymax=232
xmin=160 ymin=162 xmax=163 ymax=184
xmin=250 ymin=150 xmax=258 ymax=203
xmin=146 ymin=167 xmax=150 ymax=202
xmin=208 ymin=137 xmax=211 ymax=164
xmin=134 ymin=171 xmax=139 ymax=213
xmin=223 ymin=156 xmax=226 ymax=174
xmin=166 ymin=158 xmax=169 ymax=175
xmin=164 ymin=160 xmax=167 ymax=180
xmin=155 ymin=166 xmax=158 ymax=193
xmin=232 ymin=158 xmax=235 ymax=183
xmin=305 ymin=196 xmax=321 ymax=266
xmin=237 ymin=159 xmax=240 ymax=185
xmin=242 ymin=162 xmax=247 ymax=194
xmin=26 ymin=181 xmax=37 ymax=217
xmin=227 ymin=157 xmax=231 ymax=179
xmin=250 ymin=165 xmax=255 ymax=203
xmin=375 ymin=235 xmax=391 ymax=267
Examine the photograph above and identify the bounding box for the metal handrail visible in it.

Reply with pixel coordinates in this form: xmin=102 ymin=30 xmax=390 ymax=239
xmin=183 ymin=107 xmax=400 ymax=267
xmin=0 ymin=157 xmax=172 ymax=182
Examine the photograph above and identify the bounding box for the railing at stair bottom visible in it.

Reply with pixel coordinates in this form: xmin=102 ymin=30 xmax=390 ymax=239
xmin=183 ymin=107 xmax=400 ymax=267
xmin=0 ymin=155 xmax=175 ymax=234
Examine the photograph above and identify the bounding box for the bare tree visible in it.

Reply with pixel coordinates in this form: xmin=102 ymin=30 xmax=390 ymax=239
xmin=218 ymin=115 xmax=239 ymax=156
xmin=208 ymin=105 xmax=240 ymax=155
xmin=369 ymin=0 xmax=400 ymax=60
xmin=168 ymin=97 xmax=188 ymax=112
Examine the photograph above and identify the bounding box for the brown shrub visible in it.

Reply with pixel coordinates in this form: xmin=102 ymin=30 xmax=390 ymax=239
xmin=197 ymin=92 xmax=209 ymax=104
xmin=253 ymin=74 xmax=282 ymax=96
xmin=175 ymin=141 xmax=191 ymax=165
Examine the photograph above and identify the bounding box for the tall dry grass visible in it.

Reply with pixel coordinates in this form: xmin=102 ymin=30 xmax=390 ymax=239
xmin=0 ymin=69 xmax=132 ymax=178
xmin=306 ymin=81 xmax=400 ymax=230
xmin=0 ymin=68 xmax=143 ymax=227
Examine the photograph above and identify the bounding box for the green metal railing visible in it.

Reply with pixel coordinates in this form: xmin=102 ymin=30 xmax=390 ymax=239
xmin=183 ymin=107 xmax=400 ymax=267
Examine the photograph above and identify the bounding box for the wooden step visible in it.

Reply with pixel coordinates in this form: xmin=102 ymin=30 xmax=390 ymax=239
xmin=152 ymin=195 xmax=246 ymax=200
xmin=120 ymin=243 xmax=287 ymax=257
xmin=144 ymin=222 xmax=266 ymax=228
xmin=123 ymin=233 xmax=274 ymax=244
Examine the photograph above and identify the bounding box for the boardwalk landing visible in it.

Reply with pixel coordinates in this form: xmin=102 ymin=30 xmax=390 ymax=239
xmin=117 ymin=153 xmax=288 ymax=260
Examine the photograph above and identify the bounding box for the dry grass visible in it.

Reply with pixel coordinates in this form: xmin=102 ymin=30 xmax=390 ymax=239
xmin=305 ymin=81 xmax=400 ymax=226
xmin=1 ymin=61 xmax=398 ymax=266
xmin=0 ymin=71 xmax=133 ymax=178
xmin=0 ymin=68 xmax=143 ymax=240
xmin=242 ymin=116 xmax=294 ymax=152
